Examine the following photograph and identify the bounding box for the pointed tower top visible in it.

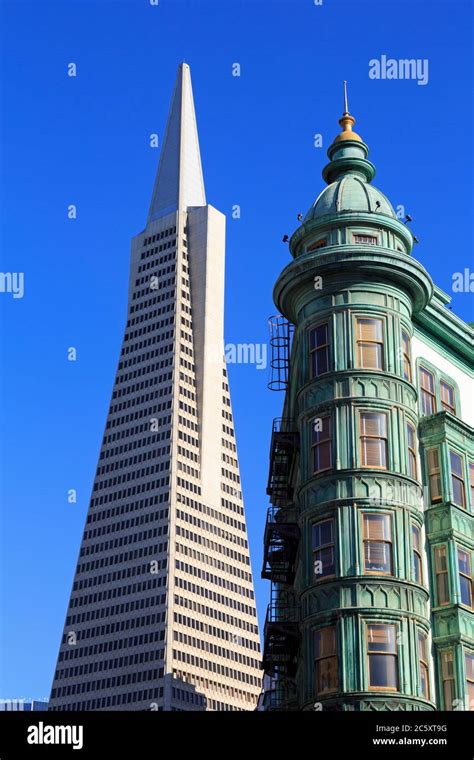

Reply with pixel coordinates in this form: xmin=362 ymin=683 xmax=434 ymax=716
xmin=343 ymin=79 xmax=349 ymax=114
xmin=148 ymin=63 xmax=206 ymax=223
xmin=321 ymin=82 xmax=375 ymax=185
xmin=334 ymin=80 xmax=362 ymax=143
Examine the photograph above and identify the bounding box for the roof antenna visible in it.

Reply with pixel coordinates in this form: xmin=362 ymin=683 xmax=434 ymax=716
xmin=343 ymin=80 xmax=349 ymax=114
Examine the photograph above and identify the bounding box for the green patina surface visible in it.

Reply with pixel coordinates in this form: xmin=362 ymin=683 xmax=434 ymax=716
xmin=263 ymin=105 xmax=474 ymax=712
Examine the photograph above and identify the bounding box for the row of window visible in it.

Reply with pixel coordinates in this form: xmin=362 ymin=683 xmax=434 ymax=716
xmin=315 ymin=623 xmax=473 ymax=707
xmin=427 ymin=447 xmax=474 ymax=510
xmin=434 ymin=544 xmax=473 ymax=608
xmin=309 ymin=318 xmax=404 ymax=376
xmin=310 ymin=412 xmax=474 ymax=511
xmin=312 ymin=515 xmax=473 ymax=608
xmin=312 ymin=514 xmax=424 ymax=582
xmin=309 ymin=320 xmax=459 ymax=418
xmin=315 ymin=624 xmax=429 ymax=696
xmin=172 ymin=668 xmax=259 ymax=705
xmin=307 ymin=233 xmax=383 ymax=253
xmin=174 ymin=594 xmax=259 ymax=636
xmin=311 ymin=411 xmax=415 ymax=474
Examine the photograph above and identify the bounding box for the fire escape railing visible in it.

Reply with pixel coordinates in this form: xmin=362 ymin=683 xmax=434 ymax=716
xmin=268 ymin=315 xmax=293 ymax=392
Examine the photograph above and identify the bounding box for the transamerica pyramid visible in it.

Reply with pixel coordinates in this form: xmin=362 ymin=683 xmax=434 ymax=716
xmin=49 ymin=64 xmax=262 ymax=712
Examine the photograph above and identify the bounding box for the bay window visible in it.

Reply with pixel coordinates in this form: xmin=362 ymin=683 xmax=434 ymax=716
xmin=412 ymin=523 xmax=423 ymax=584
xmin=314 ymin=627 xmax=338 ymax=695
xmin=312 ymin=519 xmax=335 ymax=579
xmin=418 ymin=631 xmax=430 ymax=700
xmin=458 ymin=548 xmax=473 ymax=608
xmin=366 ymin=624 xmax=398 ymax=690
xmin=420 ymin=367 xmax=436 ymax=416
xmin=309 ymin=323 xmax=329 ymax=377
xmin=441 ymin=650 xmax=455 ymax=710
xmin=434 ymin=545 xmax=450 ymax=605
xmin=450 ymin=451 xmax=466 ymax=508
xmin=356 ymin=317 xmax=384 ymax=370
xmin=360 ymin=411 xmax=388 ymax=469
xmin=363 ymin=513 xmax=393 ymax=575
xmin=311 ymin=416 xmax=332 ymax=473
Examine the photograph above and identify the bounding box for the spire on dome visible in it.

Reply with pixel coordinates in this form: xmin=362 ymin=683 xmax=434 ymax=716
xmin=320 ymin=82 xmax=375 ymax=185
xmin=334 ymin=80 xmax=362 ymax=143
xmin=148 ymin=63 xmax=206 ymax=223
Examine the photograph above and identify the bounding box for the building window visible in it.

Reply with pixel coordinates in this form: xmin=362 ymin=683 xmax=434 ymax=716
xmin=419 ymin=367 xmax=436 ymax=416
xmin=366 ymin=623 xmax=398 ymax=690
xmin=401 ymin=329 xmax=412 ymax=382
xmin=440 ymin=380 xmax=456 ymax=415
xmin=418 ymin=631 xmax=430 ymax=700
xmin=307 ymin=238 xmax=327 ymax=252
xmin=314 ymin=627 xmax=338 ymax=695
xmin=434 ymin=545 xmax=450 ymax=606
xmin=354 ymin=234 xmax=377 ymax=245
xmin=441 ymin=650 xmax=455 ymax=710
xmin=458 ymin=548 xmax=472 ymax=608
xmin=360 ymin=412 xmax=388 ymax=469
xmin=412 ymin=523 xmax=423 ymax=584
xmin=312 ymin=519 xmax=335 ymax=579
xmin=470 ymin=463 xmax=474 ymax=507
xmin=450 ymin=451 xmax=466 ymax=508
xmin=427 ymin=448 xmax=442 ymax=503
xmin=356 ymin=317 xmax=384 ymax=370
xmin=309 ymin=323 xmax=329 ymax=376
xmin=407 ymin=422 xmax=417 ymax=479
xmin=363 ymin=513 xmax=393 ymax=575
xmin=311 ymin=416 xmax=332 ymax=473
xmin=466 ymin=653 xmax=474 ymax=710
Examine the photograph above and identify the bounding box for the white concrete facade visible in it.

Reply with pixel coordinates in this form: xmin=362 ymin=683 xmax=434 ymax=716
xmin=49 ymin=64 xmax=261 ymax=712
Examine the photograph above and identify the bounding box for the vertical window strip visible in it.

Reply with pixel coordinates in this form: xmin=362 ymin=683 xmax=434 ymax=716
xmin=312 ymin=519 xmax=335 ymax=579
xmin=458 ymin=548 xmax=473 ymax=609
xmin=440 ymin=380 xmax=456 ymax=415
xmin=314 ymin=626 xmax=338 ymax=695
xmin=309 ymin=323 xmax=329 ymax=377
xmin=434 ymin=545 xmax=450 ymax=605
xmin=465 ymin=652 xmax=474 ymax=711
xmin=441 ymin=650 xmax=455 ymax=710
xmin=412 ymin=523 xmax=423 ymax=584
xmin=427 ymin=448 xmax=442 ymax=503
xmin=401 ymin=329 xmax=412 ymax=382
xmin=470 ymin=463 xmax=474 ymax=508
xmin=450 ymin=451 xmax=466 ymax=508
xmin=420 ymin=367 xmax=436 ymax=416
xmin=407 ymin=422 xmax=417 ymax=479
xmin=311 ymin=416 xmax=332 ymax=473
xmin=417 ymin=631 xmax=430 ymax=699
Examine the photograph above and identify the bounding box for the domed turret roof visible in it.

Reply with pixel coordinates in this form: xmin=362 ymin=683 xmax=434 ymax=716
xmin=304 ymin=175 xmax=396 ymax=222
xmin=304 ymin=82 xmax=397 ymax=224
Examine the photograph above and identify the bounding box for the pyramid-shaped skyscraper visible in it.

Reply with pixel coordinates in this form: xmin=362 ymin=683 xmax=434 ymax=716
xmin=49 ymin=64 xmax=262 ymax=712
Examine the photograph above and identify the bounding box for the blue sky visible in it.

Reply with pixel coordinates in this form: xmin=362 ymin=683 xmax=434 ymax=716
xmin=0 ymin=0 xmax=472 ymax=699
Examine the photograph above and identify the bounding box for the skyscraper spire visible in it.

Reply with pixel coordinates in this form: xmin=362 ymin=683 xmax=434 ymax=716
xmin=148 ymin=63 xmax=206 ymax=222
xmin=49 ymin=64 xmax=262 ymax=713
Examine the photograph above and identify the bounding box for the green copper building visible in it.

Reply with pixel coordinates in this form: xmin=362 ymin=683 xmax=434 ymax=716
xmin=261 ymin=93 xmax=474 ymax=711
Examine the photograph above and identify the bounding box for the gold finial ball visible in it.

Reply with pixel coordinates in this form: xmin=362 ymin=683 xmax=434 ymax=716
xmin=335 ymin=113 xmax=362 ymax=143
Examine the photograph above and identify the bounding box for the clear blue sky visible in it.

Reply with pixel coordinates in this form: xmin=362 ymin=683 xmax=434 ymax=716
xmin=0 ymin=0 xmax=472 ymax=700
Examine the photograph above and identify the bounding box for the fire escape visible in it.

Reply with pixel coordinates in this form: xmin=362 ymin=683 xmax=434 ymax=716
xmin=262 ymin=317 xmax=301 ymax=709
